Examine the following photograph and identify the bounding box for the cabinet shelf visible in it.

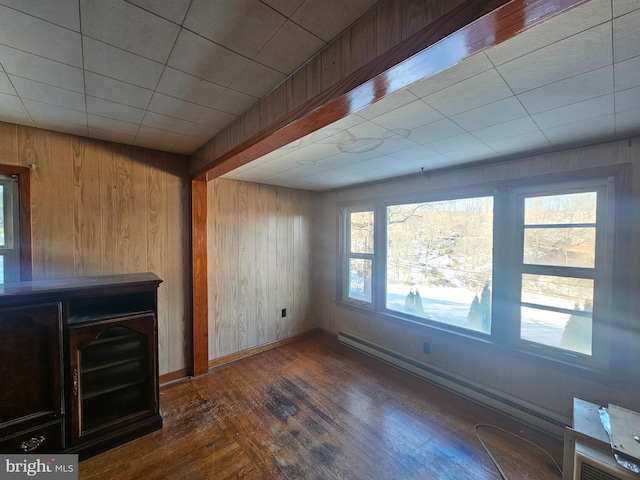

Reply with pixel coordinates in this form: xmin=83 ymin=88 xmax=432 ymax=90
xmin=82 ymin=380 xmax=147 ymax=401
xmin=81 ymin=355 xmax=146 ymax=374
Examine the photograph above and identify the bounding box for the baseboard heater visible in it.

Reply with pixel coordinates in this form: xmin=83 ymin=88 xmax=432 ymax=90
xmin=338 ymin=331 xmax=570 ymax=438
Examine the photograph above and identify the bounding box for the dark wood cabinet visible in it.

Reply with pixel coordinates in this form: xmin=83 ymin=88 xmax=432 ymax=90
xmin=0 ymin=303 xmax=64 ymax=453
xmin=0 ymin=273 xmax=162 ymax=458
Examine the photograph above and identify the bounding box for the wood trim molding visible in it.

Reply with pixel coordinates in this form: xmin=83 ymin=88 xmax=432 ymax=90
xmin=191 ymin=0 xmax=589 ymax=181
xmin=0 ymin=164 xmax=32 ymax=281
xmin=191 ymin=175 xmax=208 ymax=376
xmin=207 ymin=329 xmax=321 ymax=371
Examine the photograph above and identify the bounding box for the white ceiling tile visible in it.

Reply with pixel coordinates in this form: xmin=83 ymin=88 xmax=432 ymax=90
xmin=230 ymin=62 xmax=287 ymax=98
xmin=142 ymin=111 xmax=193 ymax=134
xmin=134 ymin=126 xmax=181 ymax=151
xmin=444 ymin=144 xmax=496 ymax=162
xmin=187 ymin=123 xmax=221 ymax=140
xmin=423 ymin=69 xmax=513 ymax=116
xmin=517 ymin=66 xmax=614 ymax=115
xmin=0 ymin=72 xmax=15 ymax=95
xmin=173 ymin=135 xmax=207 ymax=155
xmin=497 ymin=24 xmax=612 ymax=94
xmin=426 ymin=133 xmax=491 ymax=155
xmin=0 ymin=110 xmax=32 ymax=126
xmin=0 ymin=45 xmax=84 ymax=93
xmin=408 ymin=53 xmax=494 ymax=99
xmin=32 ymin=117 xmax=87 ymax=137
xmin=0 ymin=91 xmax=26 ymax=113
xmin=388 ymin=145 xmax=438 ymax=162
xmin=87 ymin=128 xmax=136 ymax=145
xmin=185 ymin=0 xmax=287 ymax=58
xmin=291 ymin=0 xmax=378 ymax=43
xmin=83 ymin=37 xmax=164 ymax=90
xmin=615 ymin=107 xmax=640 ymax=135
xmin=451 ymin=97 xmax=527 ymax=131
xmin=148 ymin=93 xmax=208 ymax=122
xmin=24 ymin=100 xmax=86 ymax=126
xmin=0 ymin=5 xmax=82 ymax=66
xmin=167 ymin=30 xmax=250 ymax=87
xmin=613 ymin=0 xmax=640 ymax=17
xmin=532 ymin=95 xmax=614 ymax=129
xmin=85 ymin=72 xmax=153 ymax=110
xmin=358 ymin=89 xmax=419 ymax=121
xmin=470 ymin=117 xmax=540 ymax=143
xmin=10 ymin=76 xmax=85 ymax=111
xmin=255 ymin=20 xmax=326 ymax=74
xmin=210 ymin=89 xmax=257 ymax=116
xmin=87 ymin=114 xmax=139 ymax=135
xmin=126 ymin=0 xmax=191 ymax=24
xmin=81 ymin=0 xmax=180 ymax=63
xmin=542 ymin=114 xmax=615 ymax=144
xmin=410 ymin=118 xmax=466 ymax=145
xmin=614 ymin=56 xmax=640 ymax=91
xmin=156 ymin=67 xmax=225 ymax=107
xmin=486 ymin=0 xmax=612 ymax=66
xmin=613 ymin=9 xmax=640 ymax=62
xmin=261 ymin=0 xmax=305 ymax=17
xmin=486 ymin=131 xmax=551 ymax=155
xmin=86 ymin=96 xmax=146 ymax=124
xmin=198 ymin=108 xmax=237 ymax=129
xmin=615 ymin=85 xmax=640 ymax=112
xmin=0 ymin=0 xmax=80 ymax=31
xmin=370 ymin=99 xmax=443 ymax=130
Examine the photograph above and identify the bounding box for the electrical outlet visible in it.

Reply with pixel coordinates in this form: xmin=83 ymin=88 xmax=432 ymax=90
xmin=423 ymin=342 xmax=431 ymax=354
xmin=281 ymin=308 xmax=286 ymax=317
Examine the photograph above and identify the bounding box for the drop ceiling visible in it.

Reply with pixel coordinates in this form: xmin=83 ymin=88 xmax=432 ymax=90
xmin=0 ymin=0 xmax=638 ymax=192
xmin=0 ymin=0 xmax=379 ymax=153
xmin=223 ymin=0 xmax=640 ymax=191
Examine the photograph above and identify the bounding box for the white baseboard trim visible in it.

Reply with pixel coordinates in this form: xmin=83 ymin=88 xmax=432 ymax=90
xmin=338 ymin=330 xmax=570 ymax=438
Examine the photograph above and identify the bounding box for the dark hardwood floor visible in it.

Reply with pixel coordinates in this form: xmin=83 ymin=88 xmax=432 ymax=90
xmin=79 ymin=330 xmax=564 ymax=479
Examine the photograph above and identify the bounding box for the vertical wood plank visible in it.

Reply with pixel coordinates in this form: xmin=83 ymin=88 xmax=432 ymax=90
xmin=167 ymin=158 xmax=190 ymax=374
xmin=73 ymin=139 xmax=102 ymax=276
xmin=321 ymin=40 xmax=343 ymax=93
xmin=349 ymin=8 xmax=378 ymax=72
xmin=238 ymin=180 xmax=257 ymax=350
xmin=255 ymin=184 xmax=269 ymax=345
xmin=0 ymin=121 xmax=18 ymax=164
xmin=376 ymin=0 xmax=402 ymax=56
xmin=146 ymin=152 xmax=169 ymax=375
xmin=114 ymin=145 xmax=147 ymax=273
xmin=99 ymin=142 xmax=118 ymax=275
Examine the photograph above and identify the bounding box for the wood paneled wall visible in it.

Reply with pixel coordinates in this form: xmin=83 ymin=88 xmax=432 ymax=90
xmin=0 ymin=121 xmax=191 ymax=377
xmin=313 ymin=137 xmax=640 ymax=419
xmin=207 ymin=178 xmax=315 ymax=361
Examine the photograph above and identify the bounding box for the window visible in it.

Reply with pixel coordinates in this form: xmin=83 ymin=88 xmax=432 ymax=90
xmin=0 ymin=174 xmax=20 ymax=283
xmin=338 ymin=176 xmax=616 ymax=371
xmin=512 ymin=180 xmax=614 ymax=367
xmin=386 ymin=196 xmax=493 ymax=333
xmin=343 ymin=208 xmax=375 ymax=305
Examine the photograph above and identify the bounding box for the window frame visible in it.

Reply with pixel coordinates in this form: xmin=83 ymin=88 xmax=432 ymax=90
xmin=0 ymin=174 xmax=21 ymax=283
xmin=337 ymin=171 xmax=621 ymax=375
xmin=0 ymin=165 xmax=32 ymax=283
xmin=340 ymin=204 xmax=377 ymax=309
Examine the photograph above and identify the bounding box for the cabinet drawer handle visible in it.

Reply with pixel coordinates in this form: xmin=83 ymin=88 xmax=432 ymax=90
xmin=21 ymin=435 xmax=45 ymax=452
xmin=72 ymin=367 xmax=78 ymax=396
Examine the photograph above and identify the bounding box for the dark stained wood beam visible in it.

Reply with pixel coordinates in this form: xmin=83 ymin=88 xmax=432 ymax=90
xmin=191 ymin=175 xmax=208 ymax=376
xmin=193 ymin=0 xmax=590 ymax=181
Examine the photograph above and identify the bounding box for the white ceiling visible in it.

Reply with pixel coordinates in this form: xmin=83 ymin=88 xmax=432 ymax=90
xmin=0 ymin=1 xmax=638 ymax=192
xmin=0 ymin=0 xmax=379 ymax=154
xmin=223 ymin=0 xmax=640 ymax=191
